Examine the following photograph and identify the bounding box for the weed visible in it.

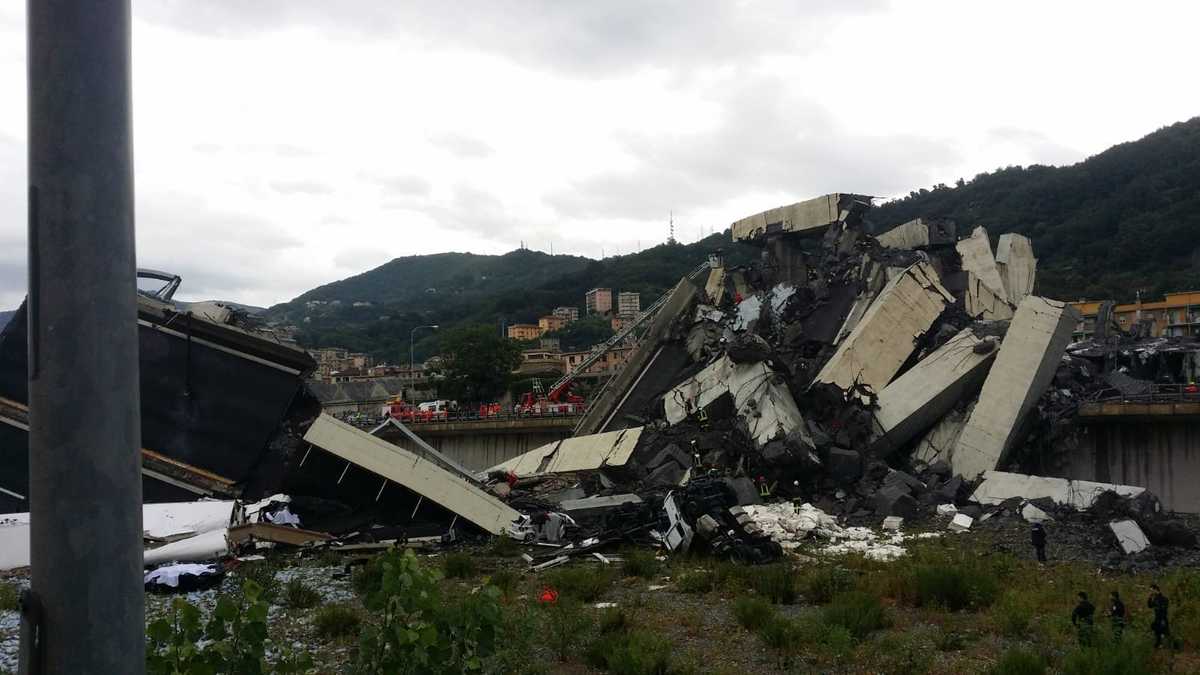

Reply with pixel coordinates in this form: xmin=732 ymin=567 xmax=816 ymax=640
xmin=599 ymin=607 xmax=630 ymax=634
xmin=623 ymin=549 xmax=661 ymax=579
xmin=488 ymin=568 xmax=520 ymax=597
xmin=990 ymin=647 xmax=1047 ymax=675
xmin=1059 ymin=634 xmax=1158 ymax=675
xmin=871 ymin=630 xmax=933 ymax=675
xmin=799 ymin=565 xmax=855 ymax=604
xmin=0 ymin=581 xmax=17 ymax=612
xmin=489 ymin=535 xmax=520 ymax=557
xmin=546 ymin=566 xmax=617 ymax=602
xmin=758 ymin=616 xmax=803 ymax=650
xmin=443 ymin=551 xmax=478 ymax=579
xmin=235 ymin=561 xmax=280 ymax=602
xmin=994 ymin=592 xmax=1033 ymax=638
xmin=544 ymin=599 xmax=594 ymax=661
xmin=713 ymin=562 xmax=754 ymax=591
xmin=313 ymin=604 xmax=361 ymax=639
xmin=934 ymin=627 xmax=967 ymax=652
xmin=752 ymin=564 xmax=798 ymax=604
xmin=822 ymin=591 xmax=891 ymax=640
xmin=732 ymin=597 xmax=776 ymax=631
xmin=588 ymin=625 xmax=674 ymax=675
xmin=675 ymin=569 xmax=716 ymax=594
xmin=350 ymin=557 xmax=384 ymax=598
xmin=282 ymin=579 xmax=322 ymax=609
xmin=911 ymin=563 xmax=999 ymax=611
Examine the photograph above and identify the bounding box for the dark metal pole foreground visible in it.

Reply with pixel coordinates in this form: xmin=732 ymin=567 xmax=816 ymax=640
xmin=25 ymin=1 xmax=144 ymax=673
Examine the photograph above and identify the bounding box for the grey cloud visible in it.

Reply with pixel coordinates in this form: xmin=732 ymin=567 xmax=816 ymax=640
xmin=333 ymin=246 xmax=393 ymax=271
xmin=269 ymin=179 xmax=335 ymax=195
xmin=136 ymin=0 xmax=886 ymax=75
xmin=369 ymin=174 xmax=432 ymax=197
xmin=428 ymin=133 xmax=493 ymax=159
xmin=545 ymin=76 xmax=962 ymax=222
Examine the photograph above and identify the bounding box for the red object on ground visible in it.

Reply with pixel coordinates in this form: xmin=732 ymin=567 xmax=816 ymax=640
xmin=539 ymin=587 xmax=559 ymax=604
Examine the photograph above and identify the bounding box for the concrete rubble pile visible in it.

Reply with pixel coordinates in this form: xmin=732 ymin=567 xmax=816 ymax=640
xmin=2 ymin=194 xmax=1198 ymax=582
xmin=477 ymin=193 xmax=1200 ymax=571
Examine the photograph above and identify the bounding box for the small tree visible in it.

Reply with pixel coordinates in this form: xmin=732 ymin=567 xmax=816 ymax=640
xmin=435 ymin=324 xmax=521 ymax=403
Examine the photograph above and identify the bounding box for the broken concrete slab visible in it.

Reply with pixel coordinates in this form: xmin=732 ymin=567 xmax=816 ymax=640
xmin=971 ymin=471 xmax=1146 ymax=510
xmin=870 ymin=328 xmax=999 ymax=455
xmin=664 ymin=355 xmax=812 ymax=450
xmin=964 ymin=272 xmax=1015 ymax=320
xmin=815 ymin=262 xmax=954 ymax=393
xmin=227 ymin=522 xmax=333 ymax=548
xmin=956 ymin=226 xmax=1006 ymax=299
xmin=827 ymin=448 xmax=863 ymax=482
xmin=995 ymin=233 xmax=1037 ymax=305
xmin=490 ymin=426 xmax=644 ymax=478
xmin=874 ymin=487 xmax=917 ymax=518
xmin=876 ymin=218 xmax=956 ymax=249
xmin=913 ymin=406 xmax=971 ymax=465
xmin=704 ymin=266 xmax=727 ymax=305
xmin=559 ymin=494 xmax=644 ymax=520
xmin=882 ymin=516 xmax=904 ymax=531
xmin=304 ymin=414 xmax=521 ymax=535
xmin=952 ymin=297 xmax=1081 ymax=479
xmin=948 ymin=513 xmax=973 ymax=532
xmin=731 ymin=193 xmax=872 ymax=242
xmin=1020 ymin=502 xmax=1054 ymax=524
xmin=1110 ymin=519 xmax=1150 ymax=554
xmin=936 ymin=503 xmax=959 ymax=516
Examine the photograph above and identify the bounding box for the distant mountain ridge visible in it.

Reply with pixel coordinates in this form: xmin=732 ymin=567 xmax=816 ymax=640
xmin=872 ymin=117 xmax=1200 ymax=301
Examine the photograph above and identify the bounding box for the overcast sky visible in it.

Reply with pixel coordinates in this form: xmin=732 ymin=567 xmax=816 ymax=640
xmin=2 ymin=1 xmax=1199 ymax=309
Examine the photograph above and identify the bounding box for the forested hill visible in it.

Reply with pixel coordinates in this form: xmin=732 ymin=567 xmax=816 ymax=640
xmin=267 ymin=234 xmax=758 ymax=361
xmin=872 ymin=118 xmax=1200 ymax=302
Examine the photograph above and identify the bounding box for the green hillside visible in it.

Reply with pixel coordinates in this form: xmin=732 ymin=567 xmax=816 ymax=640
xmin=872 ymin=118 xmax=1200 ymax=302
xmin=268 ymin=234 xmax=757 ymax=362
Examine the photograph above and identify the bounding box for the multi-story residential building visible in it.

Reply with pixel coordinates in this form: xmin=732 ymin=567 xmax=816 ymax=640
xmin=1071 ymin=291 xmax=1200 ymax=340
xmin=538 ymin=315 xmax=567 ymax=334
xmin=553 ymin=306 xmax=580 ymax=323
xmin=585 ymin=288 xmax=613 ymax=315
xmin=561 ymin=345 xmax=634 ymax=377
xmin=617 ymin=291 xmax=641 ymax=317
xmin=611 ymin=315 xmax=634 ymax=332
xmin=507 ymin=323 xmax=542 ymax=341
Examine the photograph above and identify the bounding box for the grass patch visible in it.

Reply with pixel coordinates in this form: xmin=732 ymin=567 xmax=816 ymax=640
xmin=871 ymin=629 xmax=934 ymax=675
xmin=910 ymin=563 xmax=999 ymax=611
xmin=675 ymin=569 xmax=716 ymax=594
xmin=623 ymin=549 xmax=660 ymax=579
xmin=313 ymin=604 xmax=361 ymax=639
xmin=990 ymin=647 xmax=1047 ymax=675
xmin=544 ymin=599 xmax=594 ymax=661
xmin=489 ymin=535 xmax=520 ymax=557
xmin=235 ymin=561 xmax=279 ymax=602
xmin=282 ymin=579 xmax=322 ymax=609
xmin=487 ymin=568 xmax=520 ymax=597
xmin=0 ymin=581 xmax=17 ymax=612
xmin=546 ymin=566 xmax=617 ymax=602
xmin=350 ymin=556 xmax=384 ymax=597
xmin=712 ymin=562 xmax=755 ymax=591
xmin=732 ymin=597 xmax=776 ymax=631
xmin=799 ymin=565 xmax=855 ymax=604
xmin=587 ymin=626 xmax=675 ymax=675
xmin=758 ymin=616 xmax=803 ymax=650
xmin=994 ymin=591 xmax=1034 ymax=638
xmin=821 ymin=591 xmax=890 ymax=640
xmin=1060 ymin=634 xmax=1159 ymax=675
xmin=443 ymin=552 xmax=477 ymax=579
xmin=751 ymin=564 xmax=798 ymax=604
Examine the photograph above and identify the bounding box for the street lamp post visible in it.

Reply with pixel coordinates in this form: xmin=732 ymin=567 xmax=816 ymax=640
xmin=410 ymin=324 xmax=439 ymax=376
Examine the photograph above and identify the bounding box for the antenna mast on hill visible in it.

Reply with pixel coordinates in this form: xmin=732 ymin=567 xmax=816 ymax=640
xmin=668 ymin=211 xmax=677 ymax=245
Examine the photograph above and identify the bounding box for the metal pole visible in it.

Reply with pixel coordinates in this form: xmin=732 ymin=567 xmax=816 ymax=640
xmin=25 ymin=0 xmax=143 ymax=673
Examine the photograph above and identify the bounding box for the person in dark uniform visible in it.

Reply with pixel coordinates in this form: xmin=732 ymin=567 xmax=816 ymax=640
xmin=1071 ymin=591 xmax=1095 ymax=646
xmin=1109 ymin=590 xmax=1126 ymax=640
xmin=1031 ymin=523 xmax=1047 ymax=563
xmin=1148 ymin=584 xmax=1171 ymax=648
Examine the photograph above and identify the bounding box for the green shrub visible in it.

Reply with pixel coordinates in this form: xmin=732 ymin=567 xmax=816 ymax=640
xmin=1060 ymin=634 xmax=1158 ymax=675
xmin=799 ymin=566 xmax=855 ymax=604
xmin=0 ymin=581 xmax=17 ymax=612
xmin=545 ymin=566 xmax=617 ymax=602
xmin=822 ymin=591 xmax=891 ymax=640
xmin=713 ymin=562 xmax=754 ymax=591
xmin=598 ymin=607 xmax=630 ymax=634
xmin=911 ymin=563 xmax=998 ymax=611
xmin=994 ymin=592 xmax=1033 ymax=638
xmin=604 ymin=630 xmax=673 ymax=675
xmin=235 ymin=561 xmax=280 ymax=602
xmin=282 ymin=579 xmax=321 ymax=609
xmin=990 ymin=647 xmax=1048 ymax=675
xmin=355 ymin=549 xmax=504 ymax=674
xmin=872 ymin=630 xmax=933 ymax=675
xmin=675 ymin=569 xmax=715 ymax=594
xmin=934 ymin=628 xmax=967 ymax=652
xmin=623 ymin=550 xmax=660 ymax=579
xmin=489 ymin=535 xmax=520 ymax=557
xmin=732 ymin=597 xmax=776 ymax=631
xmin=758 ymin=616 xmax=803 ymax=650
xmin=351 ymin=557 xmax=384 ymax=598
xmin=313 ymin=604 xmax=361 ymax=639
xmin=752 ymin=564 xmax=798 ymax=604
xmin=443 ymin=552 xmax=477 ymax=579
xmin=488 ymin=568 xmax=520 ymax=597
xmin=146 ymin=580 xmax=312 ymax=674
xmin=544 ymin=598 xmax=594 ymax=661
